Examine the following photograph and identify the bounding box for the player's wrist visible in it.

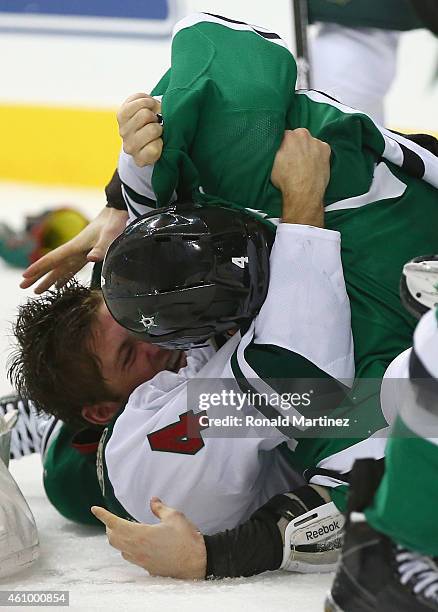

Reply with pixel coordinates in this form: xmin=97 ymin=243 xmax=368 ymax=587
xmin=204 ymin=510 xmax=283 ymax=578
xmin=282 ymin=198 xmax=324 ymax=227
xmin=188 ymin=532 xmax=208 ymax=579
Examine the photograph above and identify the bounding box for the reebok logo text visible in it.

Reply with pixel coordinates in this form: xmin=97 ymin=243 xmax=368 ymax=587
xmin=305 ymin=520 xmax=340 ymax=541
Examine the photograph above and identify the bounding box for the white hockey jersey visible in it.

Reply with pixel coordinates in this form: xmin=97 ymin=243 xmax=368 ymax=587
xmin=98 ymin=224 xmax=361 ymax=534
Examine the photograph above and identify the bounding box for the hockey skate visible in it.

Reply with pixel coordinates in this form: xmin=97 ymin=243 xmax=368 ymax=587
xmin=325 ymin=459 xmax=438 ymax=611
xmin=325 ymin=515 xmax=438 ymax=612
xmin=0 ymin=394 xmax=48 ymax=460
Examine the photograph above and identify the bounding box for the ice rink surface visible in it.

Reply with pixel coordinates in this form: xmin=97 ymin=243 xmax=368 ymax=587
xmin=0 ymin=181 xmax=331 ymax=610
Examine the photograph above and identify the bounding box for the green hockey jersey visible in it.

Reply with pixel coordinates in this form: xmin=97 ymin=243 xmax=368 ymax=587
xmin=117 ymin=14 xmax=438 ymax=516
xmin=147 ymin=13 xmax=438 ymax=211
xmin=118 ymin=12 xmax=438 ymax=386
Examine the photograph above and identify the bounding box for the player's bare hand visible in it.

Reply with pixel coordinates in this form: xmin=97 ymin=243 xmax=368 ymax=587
xmin=271 ymin=129 xmax=331 ymax=227
xmin=20 ymin=207 xmax=128 ymax=294
xmin=117 ymin=93 xmax=163 ymax=167
xmin=91 ymin=498 xmax=207 ymax=580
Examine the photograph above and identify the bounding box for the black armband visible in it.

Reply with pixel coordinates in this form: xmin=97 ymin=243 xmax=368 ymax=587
xmin=204 ymin=504 xmax=283 ymax=578
xmin=105 ymin=169 xmax=126 ymax=211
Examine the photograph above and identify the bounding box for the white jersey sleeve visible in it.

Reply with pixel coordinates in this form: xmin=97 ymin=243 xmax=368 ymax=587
xmin=118 ymin=134 xmax=178 ymax=224
xmin=252 ymin=223 xmax=354 ymax=382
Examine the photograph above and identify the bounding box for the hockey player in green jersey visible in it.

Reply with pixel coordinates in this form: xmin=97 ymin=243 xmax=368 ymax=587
xmin=325 ymin=265 xmax=438 ymax=612
xmin=116 ymin=12 xmax=438 ymax=384
xmin=99 ymin=12 xmax=438 ymax=579
xmin=113 ymin=14 xmax=438 ymax=503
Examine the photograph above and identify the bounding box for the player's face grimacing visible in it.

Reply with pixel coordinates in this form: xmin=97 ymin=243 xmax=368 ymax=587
xmin=89 ymin=300 xmax=187 ymax=400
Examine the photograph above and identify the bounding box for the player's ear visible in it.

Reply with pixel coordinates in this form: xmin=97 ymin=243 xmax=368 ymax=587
xmin=81 ymin=402 xmax=120 ymax=425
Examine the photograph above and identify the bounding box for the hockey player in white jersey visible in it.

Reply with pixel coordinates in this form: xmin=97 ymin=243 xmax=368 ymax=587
xmin=90 ymin=258 xmax=438 ymax=594
xmin=0 ymin=412 xmax=39 ymax=579
xmin=88 ymin=132 xmax=380 ymax=579
xmin=12 ymin=130 xmax=360 ymax=579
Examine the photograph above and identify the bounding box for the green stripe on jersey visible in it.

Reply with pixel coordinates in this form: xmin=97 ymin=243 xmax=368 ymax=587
xmin=97 ymin=416 xmax=136 ymax=522
xmin=231 ymin=341 xmax=387 ymax=479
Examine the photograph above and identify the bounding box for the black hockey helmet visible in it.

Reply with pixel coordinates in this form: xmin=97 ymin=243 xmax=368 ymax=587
xmin=400 ymin=254 xmax=438 ymax=319
xmin=101 ymin=202 xmax=274 ymax=348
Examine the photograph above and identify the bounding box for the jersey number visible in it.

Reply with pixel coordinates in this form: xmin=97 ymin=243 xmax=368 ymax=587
xmin=147 ymin=410 xmax=208 ymax=455
xmin=232 ymin=256 xmax=249 ymax=268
